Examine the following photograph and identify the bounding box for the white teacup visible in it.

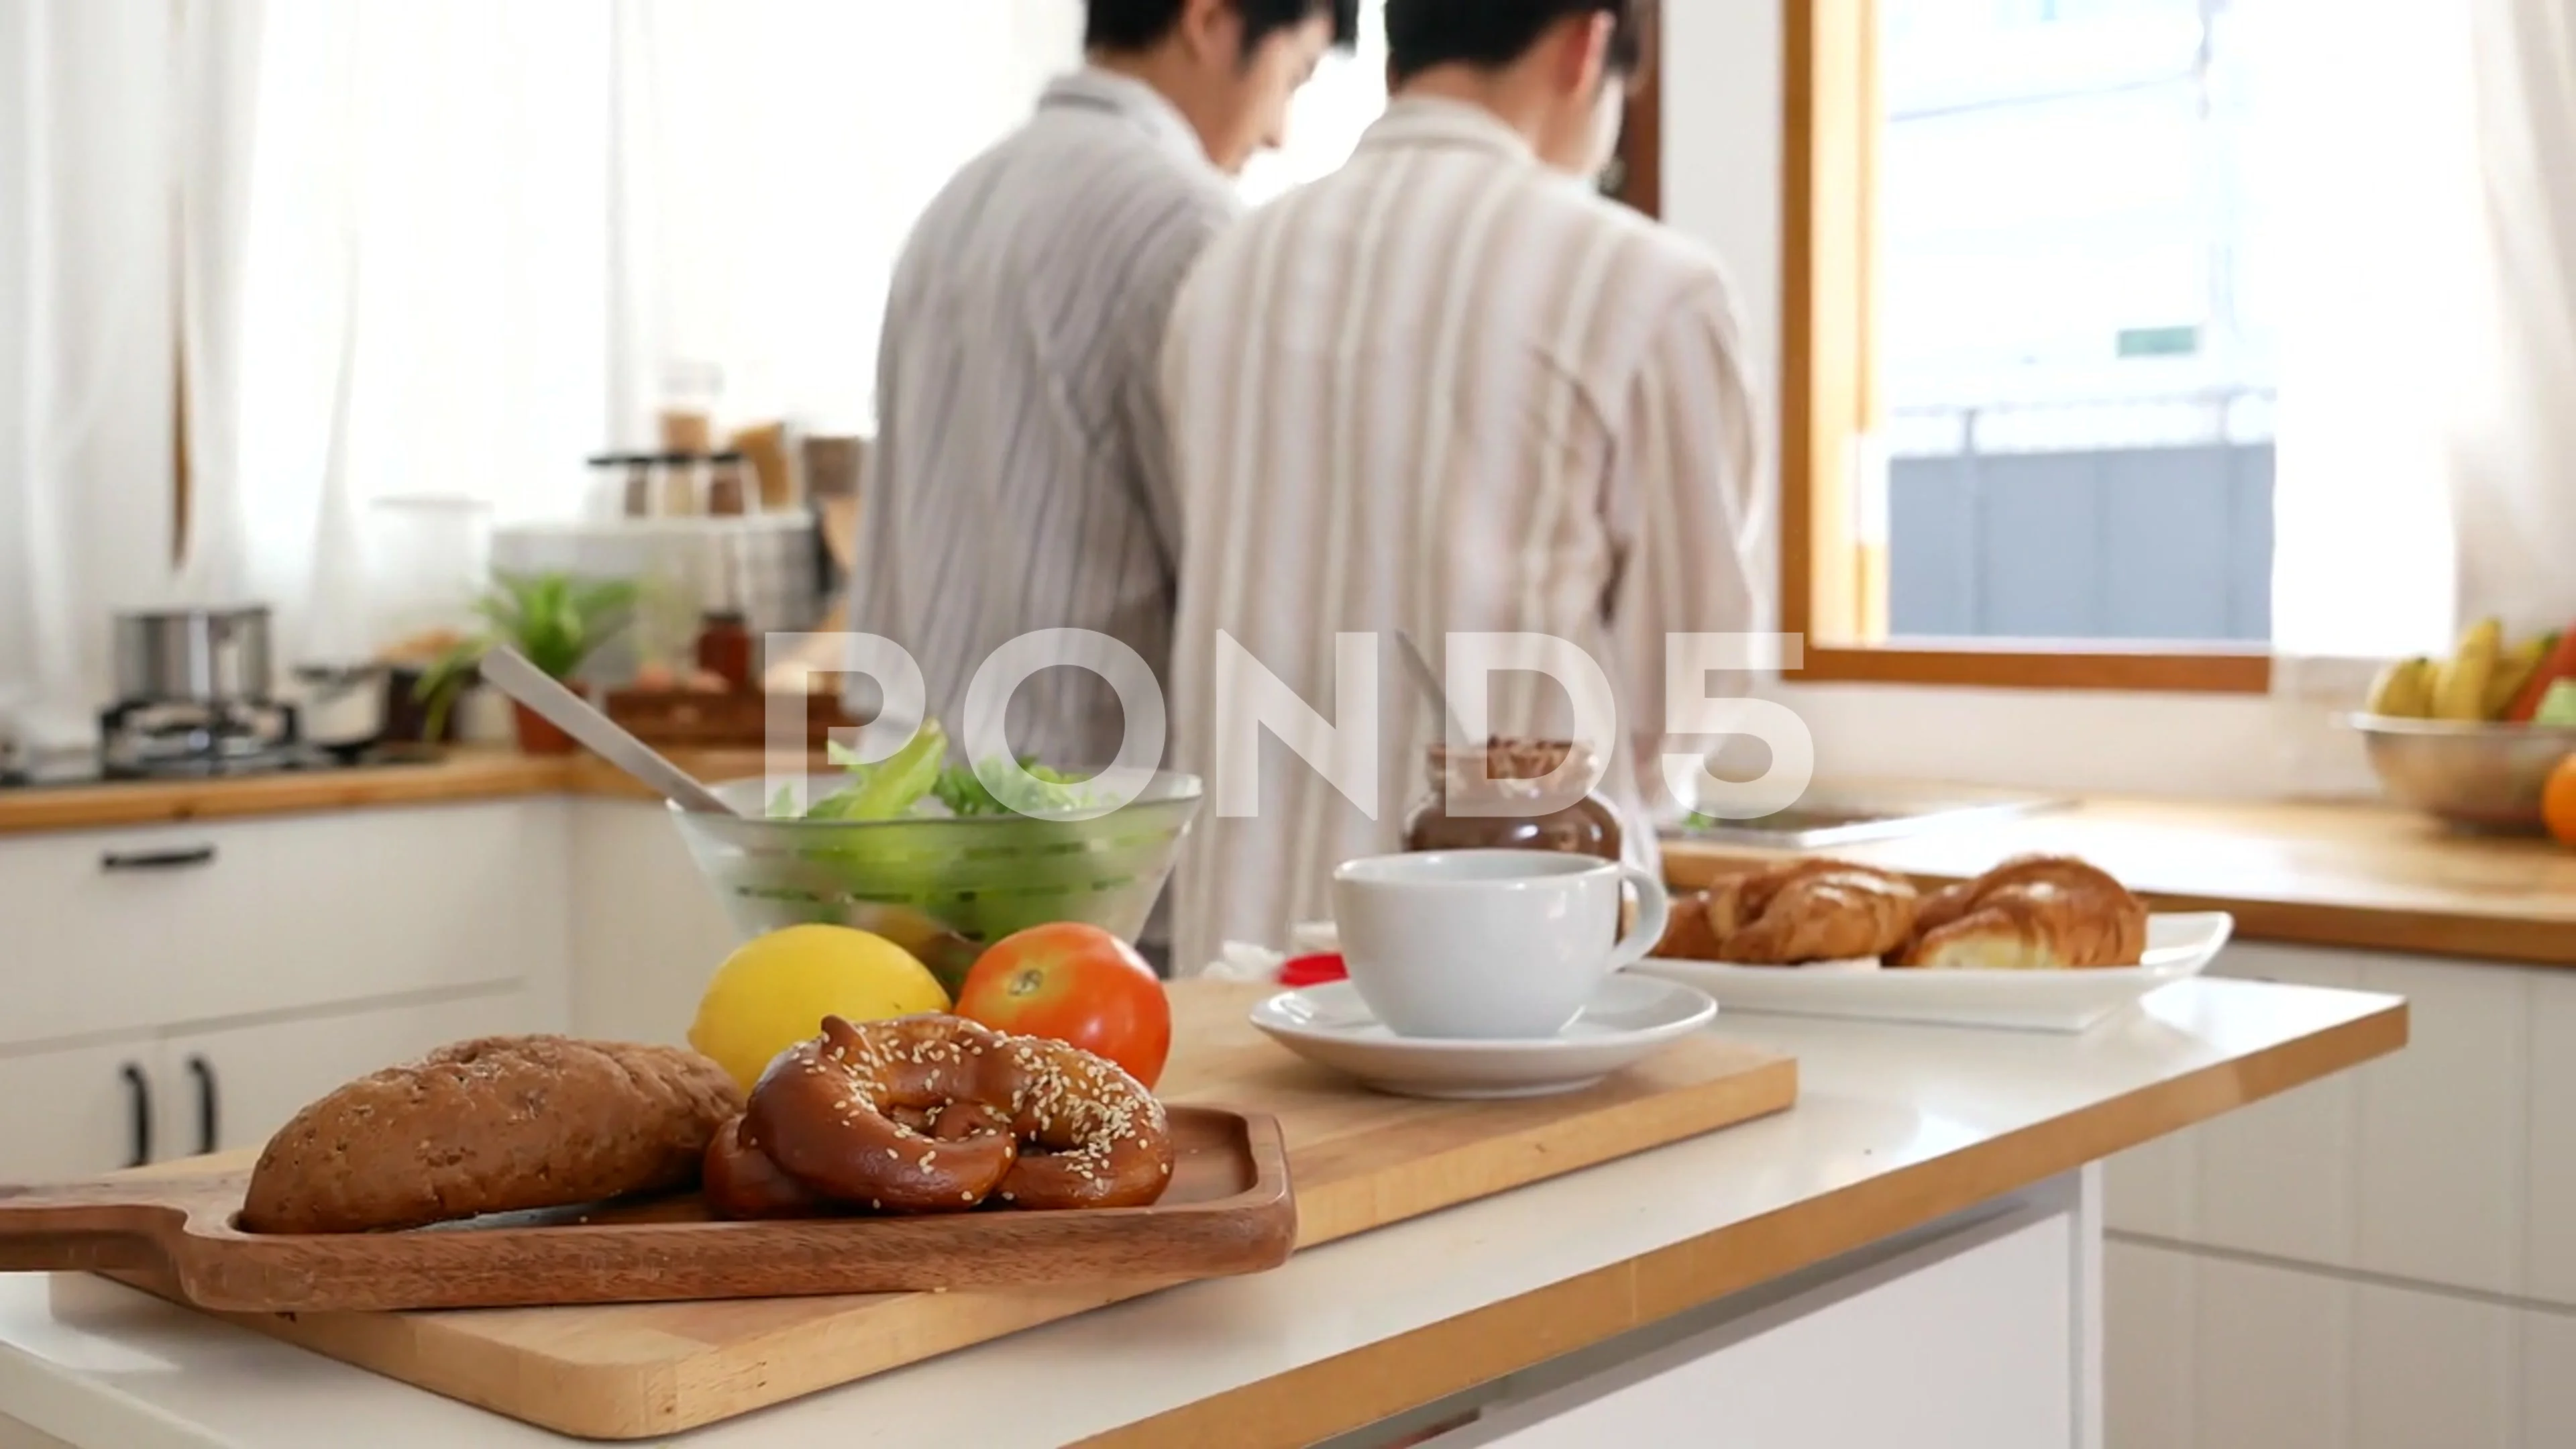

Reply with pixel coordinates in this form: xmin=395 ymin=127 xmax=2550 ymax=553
xmin=1329 ymin=850 xmax=1672 ymax=1040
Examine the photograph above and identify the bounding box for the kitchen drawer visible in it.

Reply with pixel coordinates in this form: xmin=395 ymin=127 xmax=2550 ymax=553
xmin=2106 ymin=1239 xmax=2543 ymax=1448
xmin=568 ymin=800 xmax=739 ymax=1044
xmin=1436 ymin=1205 xmax=2078 ymax=1448
xmin=0 ymin=801 xmax=570 ymax=1048
xmin=158 ymin=987 xmax=547 ymax=1158
xmin=0 ymin=1038 xmax=159 ymax=1183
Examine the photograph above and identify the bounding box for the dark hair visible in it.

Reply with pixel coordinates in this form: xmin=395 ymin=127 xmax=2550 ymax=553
xmin=1085 ymin=0 xmax=1360 ymax=58
xmin=1385 ymin=0 xmax=1653 ymax=85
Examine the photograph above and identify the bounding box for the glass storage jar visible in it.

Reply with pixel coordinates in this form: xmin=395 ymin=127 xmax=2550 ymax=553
xmin=1400 ymin=738 xmax=1625 ymax=863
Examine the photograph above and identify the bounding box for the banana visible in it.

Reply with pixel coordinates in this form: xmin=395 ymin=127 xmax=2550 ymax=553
xmin=2368 ymin=657 xmax=2436 ymax=718
xmin=2485 ymin=634 xmax=2553 ymax=719
xmin=2432 ymin=617 xmax=2503 ymax=721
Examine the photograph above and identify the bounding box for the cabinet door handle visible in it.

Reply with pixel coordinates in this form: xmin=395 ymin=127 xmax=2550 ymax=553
xmin=118 ymin=1063 xmax=152 ymax=1168
xmin=184 ymin=1055 xmax=219 ymax=1156
xmin=99 ymin=845 xmax=217 ymax=872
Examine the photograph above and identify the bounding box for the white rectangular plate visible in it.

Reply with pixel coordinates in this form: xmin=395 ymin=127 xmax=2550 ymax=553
xmin=1629 ymin=912 xmax=2235 ymax=1033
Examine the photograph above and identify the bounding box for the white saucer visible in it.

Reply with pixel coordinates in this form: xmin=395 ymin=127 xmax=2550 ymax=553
xmin=1636 ymin=912 xmax=2235 ymax=1033
xmin=1248 ymin=975 xmax=1719 ymax=1099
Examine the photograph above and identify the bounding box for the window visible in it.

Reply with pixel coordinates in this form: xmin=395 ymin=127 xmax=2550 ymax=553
xmin=1240 ymin=3 xmax=1394 ymax=206
xmin=1786 ymin=0 xmax=2275 ymax=690
xmin=1240 ymin=1 xmax=1662 ymax=217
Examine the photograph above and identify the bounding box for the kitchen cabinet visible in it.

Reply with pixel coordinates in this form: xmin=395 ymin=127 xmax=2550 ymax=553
xmin=2349 ymin=954 xmax=2528 ymax=1298
xmin=2350 ymin=1277 xmax=2520 ymax=1449
xmin=2168 ymin=944 xmax=2362 ymax=1265
xmin=155 ymin=989 xmax=542 ymax=1158
xmin=1436 ymin=1187 xmax=2090 ymax=1449
xmin=0 ymin=802 xmax=572 ymax=1049
xmin=568 ymin=800 xmax=741 ymax=1044
xmin=2103 ymin=938 xmax=2576 ymax=1448
xmin=2524 ymin=1311 xmax=2576 ymax=1447
xmin=2102 ymin=1238 xmax=2193 ymax=1449
xmin=0 ymin=989 xmax=547 ymax=1184
xmin=2107 ymin=1240 xmax=2536 ymax=1449
xmin=2105 ymin=943 xmax=2557 ymax=1301
xmin=2519 ymin=972 xmax=2576 ymax=1304
xmin=0 ymin=1042 xmax=160 ymax=1183
xmin=2188 ymin=1250 xmax=2349 ymax=1449
xmin=3 ymin=794 xmax=728 ymax=1077
xmin=0 ymin=798 xmax=572 ymax=1184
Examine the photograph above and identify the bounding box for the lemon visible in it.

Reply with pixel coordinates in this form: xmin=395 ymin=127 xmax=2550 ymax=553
xmin=688 ymin=925 xmax=951 ymax=1091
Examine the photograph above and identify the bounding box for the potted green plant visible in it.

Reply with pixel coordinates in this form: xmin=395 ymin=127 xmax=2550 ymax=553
xmin=417 ymin=572 xmax=641 ymax=753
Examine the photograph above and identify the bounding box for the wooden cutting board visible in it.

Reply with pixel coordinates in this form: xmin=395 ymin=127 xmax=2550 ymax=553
xmin=0 ymin=1108 xmax=1295 ymax=1311
xmin=78 ymin=981 xmax=1796 ymax=1439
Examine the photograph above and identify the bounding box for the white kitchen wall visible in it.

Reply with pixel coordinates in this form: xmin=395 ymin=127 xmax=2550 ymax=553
xmin=1659 ymin=3 xmax=2375 ymax=802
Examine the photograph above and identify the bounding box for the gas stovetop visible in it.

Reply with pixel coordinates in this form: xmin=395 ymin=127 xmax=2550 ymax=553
xmin=0 ymin=745 xmax=439 ymax=791
xmin=0 ymin=696 xmax=439 ymax=790
xmin=3 ymin=742 xmax=443 ymax=789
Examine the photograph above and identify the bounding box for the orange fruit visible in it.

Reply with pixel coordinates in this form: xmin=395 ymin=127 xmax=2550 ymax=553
xmin=2545 ymin=753 xmax=2576 ymax=846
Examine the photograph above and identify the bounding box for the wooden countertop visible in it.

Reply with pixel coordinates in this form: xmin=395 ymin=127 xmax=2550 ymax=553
xmin=1662 ymin=796 xmax=2576 ymax=968
xmin=0 ymin=975 xmax=2406 ymax=1448
xmin=9 ymin=753 xmax=2575 ymax=966
xmin=0 ymin=749 xmax=788 ymax=835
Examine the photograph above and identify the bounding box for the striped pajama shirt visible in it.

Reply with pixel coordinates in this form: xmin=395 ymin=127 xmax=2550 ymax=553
xmin=852 ymin=68 xmax=1240 ymax=774
xmin=1161 ymin=97 xmax=1768 ymax=973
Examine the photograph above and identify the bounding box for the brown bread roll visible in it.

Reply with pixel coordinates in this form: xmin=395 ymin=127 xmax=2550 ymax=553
xmin=239 ymin=1036 xmax=741 ymax=1234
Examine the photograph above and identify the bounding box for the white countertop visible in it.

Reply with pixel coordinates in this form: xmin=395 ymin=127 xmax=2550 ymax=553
xmin=0 ymin=978 xmax=2402 ymax=1448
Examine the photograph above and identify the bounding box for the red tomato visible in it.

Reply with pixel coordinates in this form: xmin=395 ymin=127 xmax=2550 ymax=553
xmin=955 ymin=924 xmax=1171 ymax=1088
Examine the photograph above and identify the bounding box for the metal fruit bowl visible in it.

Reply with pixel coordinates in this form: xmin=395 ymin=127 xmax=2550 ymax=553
xmin=2345 ymin=714 xmax=2576 ymax=834
xmin=670 ymin=773 xmax=1202 ymax=992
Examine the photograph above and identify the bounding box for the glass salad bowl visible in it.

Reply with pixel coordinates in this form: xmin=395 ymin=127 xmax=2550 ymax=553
xmin=670 ymin=773 xmax=1203 ymax=991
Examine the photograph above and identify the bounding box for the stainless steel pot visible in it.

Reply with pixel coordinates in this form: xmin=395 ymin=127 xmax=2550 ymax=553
xmin=112 ymin=606 xmax=276 ymax=704
xmin=0 ymin=690 xmax=24 ymax=779
xmin=291 ymin=661 xmax=390 ymax=751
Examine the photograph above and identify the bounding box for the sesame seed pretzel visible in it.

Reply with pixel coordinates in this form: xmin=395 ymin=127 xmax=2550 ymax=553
xmin=700 ymin=1112 xmax=830 ymax=1219
xmin=708 ymin=1014 xmax=1174 ymax=1218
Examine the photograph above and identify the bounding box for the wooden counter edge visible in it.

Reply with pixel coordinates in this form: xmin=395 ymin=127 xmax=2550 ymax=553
xmin=13 ymin=759 xmax=2576 ymax=968
xmin=0 ymin=751 xmax=794 ymax=835
xmin=0 ymin=756 xmax=574 ymax=835
xmin=1664 ymin=851 xmax=2576 ymax=970
xmin=1069 ymin=998 xmax=2410 ymax=1449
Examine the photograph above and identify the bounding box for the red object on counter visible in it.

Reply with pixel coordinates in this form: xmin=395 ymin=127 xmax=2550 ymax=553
xmin=694 ymin=611 xmax=753 ymax=692
xmin=511 ymin=701 xmax=578 ymax=756
xmin=1279 ymin=953 xmax=1348 ymax=987
xmin=2508 ymin=625 xmax=2576 ymax=720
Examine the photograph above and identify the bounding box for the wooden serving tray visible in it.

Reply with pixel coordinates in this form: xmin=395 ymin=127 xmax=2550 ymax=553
xmin=22 ymin=984 xmax=1794 ymax=1438
xmin=603 ymin=686 xmax=860 ymax=749
xmin=0 ymin=1107 xmax=1293 ymax=1313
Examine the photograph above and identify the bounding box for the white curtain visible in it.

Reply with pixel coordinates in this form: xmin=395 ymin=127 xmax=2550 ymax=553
xmin=2265 ymin=0 xmax=2576 ymax=674
xmin=608 ymin=0 xmax=1082 ymax=441
xmin=0 ymin=0 xmax=610 ymax=743
xmin=0 ymin=0 xmax=1393 ymax=743
xmin=607 ymin=0 xmax=1397 ymax=438
xmin=0 ymin=0 xmax=184 ymax=745
xmin=1239 ymin=0 xmax=1391 ymax=206
xmin=2450 ymin=0 xmax=2576 ymax=636
xmin=203 ymin=0 xmax=612 ymax=665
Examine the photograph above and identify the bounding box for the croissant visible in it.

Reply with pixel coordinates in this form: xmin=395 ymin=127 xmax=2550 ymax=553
xmin=1656 ymin=890 xmax=1730 ymax=961
xmin=1656 ymin=859 xmax=1919 ymax=965
xmin=1893 ymin=855 xmax=2145 ymax=970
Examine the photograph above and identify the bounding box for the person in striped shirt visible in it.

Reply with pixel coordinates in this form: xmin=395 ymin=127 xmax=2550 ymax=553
xmin=1162 ymin=0 xmax=1768 ymax=973
xmin=851 ymin=0 xmax=1353 ymax=780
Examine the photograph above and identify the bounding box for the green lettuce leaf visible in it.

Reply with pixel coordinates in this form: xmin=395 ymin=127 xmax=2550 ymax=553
xmin=806 ymin=722 xmax=949 ymax=821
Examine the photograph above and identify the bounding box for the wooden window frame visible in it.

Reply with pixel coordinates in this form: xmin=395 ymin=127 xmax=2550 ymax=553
xmin=1615 ymin=30 xmax=1660 ymax=219
xmin=1779 ymin=0 xmax=2270 ymax=695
